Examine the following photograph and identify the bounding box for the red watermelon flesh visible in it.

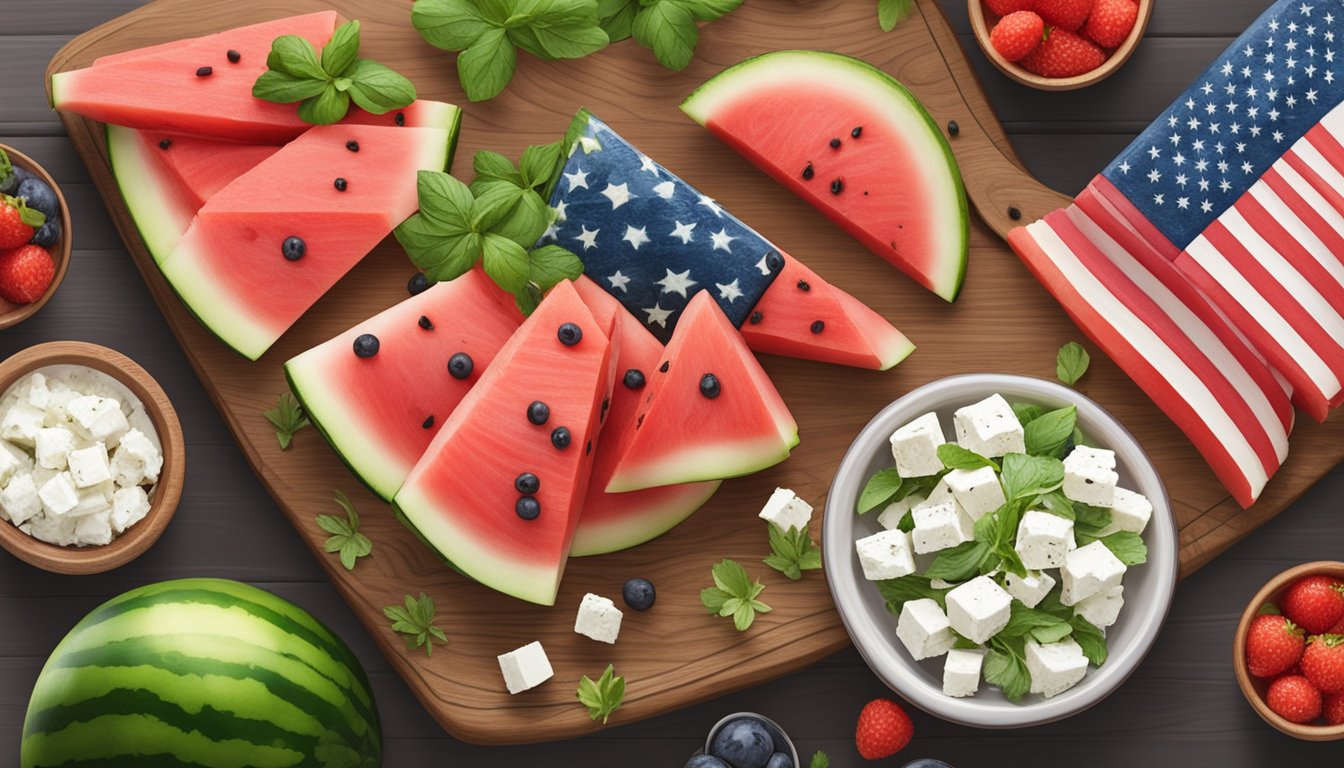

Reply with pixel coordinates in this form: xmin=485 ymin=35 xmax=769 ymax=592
xmin=285 ymin=268 xmax=523 ymax=501
xmin=741 ymin=253 xmax=915 ymax=370
xmin=158 ymin=123 xmax=451 ymax=360
xmin=132 ymin=130 xmax=279 ymax=208
xmin=90 ymin=13 xmax=335 ymax=68
xmin=394 ymin=280 xmax=617 ymax=605
xmin=570 ymin=277 xmax=721 ymax=556
xmin=606 ymin=291 xmax=798 ymax=493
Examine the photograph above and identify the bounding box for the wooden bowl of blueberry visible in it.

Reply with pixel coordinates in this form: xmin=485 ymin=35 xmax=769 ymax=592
xmin=0 ymin=145 xmax=72 ymax=329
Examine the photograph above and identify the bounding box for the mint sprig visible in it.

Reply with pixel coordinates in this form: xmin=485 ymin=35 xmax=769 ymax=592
xmin=576 ymin=664 xmax=625 ymax=724
xmin=877 ymin=0 xmax=915 ymax=31
xmin=763 ymin=522 xmax=822 ymax=581
xmin=316 ymin=490 xmax=373 ymax=571
xmin=600 ymin=0 xmax=744 ymax=71
xmin=700 ymin=559 xmax=772 ymax=631
xmin=809 ymin=751 xmax=830 ymax=768
xmin=253 ymin=20 xmax=416 ymax=124
xmin=877 ymin=574 xmax=950 ymax=615
xmin=1057 ymin=341 xmax=1091 ymax=386
xmin=264 ymin=392 xmax=310 ymax=450
xmin=384 ymin=593 xmax=447 ymax=656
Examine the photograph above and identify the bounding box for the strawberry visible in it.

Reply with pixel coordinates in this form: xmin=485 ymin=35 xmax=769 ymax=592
xmin=1245 ymin=614 xmax=1306 ymax=678
xmin=1035 ymin=0 xmax=1095 ymax=31
xmin=991 ymin=11 xmax=1046 ymax=62
xmin=1302 ymin=635 xmax=1344 ymax=694
xmin=984 ymin=0 xmax=1034 ymax=16
xmin=1019 ymin=28 xmax=1107 ymax=78
xmin=1266 ymin=675 xmax=1323 ymax=724
xmin=0 ymin=195 xmax=41 ymax=250
xmin=854 ymin=698 xmax=913 ymax=760
xmin=0 ymin=245 xmax=55 ymax=305
xmin=1325 ymin=691 xmax=1344 ymax=725
xmin=1329 ymin=615 xmax=1344 ymax=635
xmin=1082 ymin=0 xmax=1138 ymax=48
xmin=1282 ymin=575 xmax=1344 ymax=635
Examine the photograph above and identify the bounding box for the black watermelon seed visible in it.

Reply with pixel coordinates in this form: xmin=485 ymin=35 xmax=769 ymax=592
xmin=623 ymin=369 xmax=646 ymax=389
xmin=407 ymin=273 xmax=429 ymax=295
xmin=334 ymin=178 xmax=348 ymax=192
xmin=766 ymin=252 xmax=784 ymax=271
xmin=353 ymin=334 xmax=379 ymax=358
xmin=418 ymin=315 xmax=434 ymax=330
xmin=829 ymin=137 xmax=841 ymax=149
xmin=158 ymin=138 xmax=172 ymax=150
xmin=527 ymin=401 xmax=550 ymax=425
xmin=802 ymin=162 xmax=814 ymax=180
xmin=699 ymin=373 xmax=721 ymax=399
xmin=851 ymin=126 xmax=863 ymax=138
xmin=196 ymin=66 xmax=213 ymax=77
xmin=557 ymin=322 xmax=583 ymax=346
xmin=948 ymin=120 xmax=960 ymax=137
xmin=346 ymin=140 xmax=360 ymax=152
xmin=1008 ymin=206 xmax=1022 ymax=221
xmin=636 ymin=414 xmax=645 ymax=429
xmin=395 ymin=112 xmax=405 ymax=126
xmin=811 ymin=320 xmax=826 ymax=334
xmin=227 ymin=49 xmax=241 ymax=63
xmin=551 ymin=426 xmax=572 ymax=449
xmin=601 ymin=398 xmax=610 ymax=422
xmin=830 ymin=178 xmax=844 ymax=195
xmin=750 ymin=311 xmax=763 ymax=325
xmin=797 ymin=280 xmax=810 ymax=292
xmin=422 ymin=415 xmax=434 ymax=429
xmin=281 ymin=236 xmax=306 ymax=261
xmin=515 ymin=496 xmax=541 ymax=520
xmin=659 ymin=361 xmax=670 ymax=373
xmin=515 ymin=472 xmax=540 ymax=494
xmin=448 ymin=352 xmax=474 ymax=379
xmin=586 ymin=440 xmax=592 ymax=455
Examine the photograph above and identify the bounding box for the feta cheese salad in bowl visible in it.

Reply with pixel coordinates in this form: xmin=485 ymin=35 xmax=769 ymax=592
xmin=823 ymin=372 xmax=1177 ymax=728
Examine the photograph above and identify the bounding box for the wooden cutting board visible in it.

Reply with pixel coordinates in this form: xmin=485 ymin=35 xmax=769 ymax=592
xmin=46 ymin=0 xmax=1344 ymax=744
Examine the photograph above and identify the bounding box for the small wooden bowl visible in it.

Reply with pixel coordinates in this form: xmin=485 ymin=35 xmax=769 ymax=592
xmin=968 ymin=0 xmax=1154 ymax=91
xmin=0 ymin=144 xmax=72 ymax=329
xmin=0 ymin=342 xmax=184 ymax=574
xmin=1233 ymin=561 xmax=1344 ymax=741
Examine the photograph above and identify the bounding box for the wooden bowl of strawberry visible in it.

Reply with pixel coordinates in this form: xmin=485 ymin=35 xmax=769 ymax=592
xmin=0 ymin=144 xmax=71 ymax=330
xmin=1235 ymin=562 xmax=1344 ymax=741
xmin=970 ymin=0 xmax=1153 ymax=91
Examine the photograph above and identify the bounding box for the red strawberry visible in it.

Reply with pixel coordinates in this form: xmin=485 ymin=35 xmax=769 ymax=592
xmin=0 ymin=195 xmax=39 ymax=250
xmin=991 ymin=11 xmax=1046 ymax=62
xmin=1083 ymin=0 xmax=1139 ymax=48
xmin=1282 ymin=575 xmax=1344 ymax=635
xmin=1245 ymin=614 xmax=1306 ymax=678
xmin=855 ymin=698 xmax=913 ymax=760
xmin=1019 ymin=28 xmax=1107 ymax=78
xmin=1035 ymin=0 xmax=1095 ymax=31
xmin=0 ymin=245 xmax=55 ymax=305
xmin=1325 ymin=691 xmax=1344 ymax=725
xmin=1266 ymin=675 xmax=1323 ymax=724
xmin=984 ymin=0 xmax=1034 ymax=16
xmin=1302 ymin=635 xmax=1344 ymax=694
xmin=1329 ymin=615 xmax=1344 ymax=635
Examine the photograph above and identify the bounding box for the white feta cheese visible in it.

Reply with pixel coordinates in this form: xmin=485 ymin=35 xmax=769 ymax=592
xmin=116 ymin=429 xmax=162 ymax=484
xmin=1064 ymin=445 xmax=1116 ymax=470
xmin=1 ymin=403 xmax=46 ymax=446
xmin=26 ymin=512 xmax=78 ymax=546
xmin=497 ymin=641 xmax=554 ymax=694
xmin=952 ymin=394 xmax=1024 ymax=458
xmin=34 ymin=427 xmax=76 ymax=470
xmin=1014 ymin=510 xmax=1077 ymax=570
xmin=1063 ymin=461 xmax=1118 ymax=507
xmin=111 ymin=486 xmax=151 ymax=534
xmin=24 ymin=372 xmax=51 ymax=410
xmin=1074 ymin=586 xmax=1124 ymax=630
xmin=74 ymin=511 xmax=114 ymax=547
xmin=38 ymin=472 xmax=80 ymax=517
xmin=1060 ymin=541 xmax=1127 ymax=606
xmin=889 ymin=412 xmax=946 ymax=478
xmin=0 ymin=441 xmax=30 ymax=485
xmin=67 ymin=396 xmax=130 ymax=445
xmin=855 ymin=530 xmax=916 ymax=581
xmin=944 ymin=466 xmax=1006 ymax=521
xmin=44 ymin=386 xmax=79 ymax=428
xmin=573 ymin=593 xmax=623 ymax=644
xmin=67 ymin=443 xmax=112 ymax=489
xmin=877 ymin=494 xmax=923 ymax=531
xmin=896 ymin=598 xmax=956 ymax=660
xmin=945 ymin=575 xmax=1013 ymax=644
xmin=758 ymin=487 xmax=813 ymax=532
xmin=1004 ymin=570 xmax=1057 ymax=609
xmin=1096 ymin=488 xmax=1152 ymax=536
xmin=911 ymin=502 xmax=973 ymax=554
xmin=920 ymin=477 xmax=955 ymax=509
xmin=929 ymin=578 xmax=957 ymax=590
xmin=1026 ymin=638 xmax=1089 ymax=698
xmin=71 ymin=482 xmax=113 ymax=517
xmin=943 ymin=648 xmax=986 ymax=698
xmin=1 ymin=474 xmax=42 ymax=526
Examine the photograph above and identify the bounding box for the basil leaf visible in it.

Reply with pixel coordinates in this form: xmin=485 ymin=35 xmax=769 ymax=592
xmin=857 ymin=468 xmax=903 ymax=514
xmin=412 ymin=0 xmax=494 ymax=50
xmin=458 ymin=27 xmax=518 ymax=102
xmin=322 ymin=20 xmax=362 ymax=76
xmin=1069 ymin=616 xmax=1108 ymax=666
xmin=298 ymin=85 xmax=350 ymax=125
xmin=525 ymin=244 xmax=584 ymax=291
xmin=877 ymin=0 xmax=916 ymax=32
xmin=895 ymin=509 xmax=915 ymax=533
xmin=1072 ymin=503 xmax=1112 ymax=544
xmin=345 ymin=58 xmax=417 ymax=114
xmin=1100 ymin=531 xmax=1147 ymax=566
xmin=481 ymin=233 xmax=530 ymax=293
xmin=1000 ymin=602 xmax=1069 ymax=639
xmin=1024 ymin=406 xmax=1077 ymax=458
xmin=415 ymin=171 xmax=475 ymax=230
xmin=394 ymin=214 xmax=482 ymax=283
xmin=597 ymin=0 xmax=637 ymax=40
xmin=631 ymin=0 xmax=698 ymax=71
xmin=531 ymin=18 xmax=609 ymax=60
xmin=1057 ymin=341 xmax=1091 ymax=386
xmin=925 ymin=541 xmax=991 ymax=582
xmin=1012 ymin=402 xmax=1044 ymax=428
xmin=1034 ymin=490 xmax=1075 ymax=520
xmin=476 ymin=0 xmax=515 ymax=24
xmin=473 ymin=150 xmax=525 ymax=187
xmin=937 ymin=443 xmax=997 ymax=472
xmin=685 ymin=0 xmax=743 ymax=21
xmin=1030 ymin=621 xmax=1074 ymax=644
xmin=252 ymin=69 xmax=328 ymax=103
xmin=999 ymin=453 xmax=1064 ymax=500
xmin=266 ymin=34 xmax=326 ymax=80
xmin=876 ymin=575 xmax=949 ymax=613
xmin=520 ymin=141 xmax=565 ymax=191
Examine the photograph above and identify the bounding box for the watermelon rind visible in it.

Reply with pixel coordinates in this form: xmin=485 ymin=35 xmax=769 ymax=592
xmin=569 ymin=480 xmax=722 ymax=557
xmin=680 ymin=50 xmax=969 ymax=302
xmin=106 ymin=124 xmax=196 ymax=263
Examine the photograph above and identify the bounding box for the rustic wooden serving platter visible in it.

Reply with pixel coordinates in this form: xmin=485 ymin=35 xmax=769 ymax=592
xmin=46 ymin=0 xmax=1344 ymax=744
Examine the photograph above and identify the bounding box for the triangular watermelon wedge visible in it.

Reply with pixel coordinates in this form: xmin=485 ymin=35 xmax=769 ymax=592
xmin=285 ymin=268 xmax=523 ymax=501
xmin=606 ymin=291 xmax=798 ymax=493
xmin=394 ymin=280 xmax=616 ymax=605
xmin=570 ymin=277 xmax=721 ymax=556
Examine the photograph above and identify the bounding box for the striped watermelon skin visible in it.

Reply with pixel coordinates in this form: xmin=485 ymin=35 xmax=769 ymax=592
xmin=21 ymin=579 xmax=381 ymax=768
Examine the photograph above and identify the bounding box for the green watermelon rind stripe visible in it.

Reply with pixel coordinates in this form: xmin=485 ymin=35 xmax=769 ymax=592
xmin=22 ymin=715 xmax=309 ymax=768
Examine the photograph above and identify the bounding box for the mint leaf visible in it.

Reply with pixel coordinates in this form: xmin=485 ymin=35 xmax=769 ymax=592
xmin=263 ymin=392 xmax=310 ymax=450
xmin=632 ymin=1 xmax=698 ymax=70
xmin=809 ymin=751 xmax=829 ymax=768
xmin=985 ymin=634 xmax=1031 ymax=701
xmin=1030 ymin=621 xmax=1074 ymax=644
xmin=1012 ymin=402 xmax=1044 ymax=428
xmin=252 ymin=69 xmax=328 ymax=102
xmin=520 ymin=141 xmax=566 ymax=191
xmin=481 ymin=233 xmax=531 ymax=293
xmin=576 ymin=664 xmax=625 ymax=724
xmin=857 ymin=468 xmax=903 ymax=514
xmin=1035 ymin=586 xmax=1074 ymax=620
xmin=925 ymin=540 xmax=992 ymax=582
xmin=531 ymin=16 xmax=609 ymax=60
xmin=412 ymin=0 xmax=493 ymax=49
xmin=322 ymin=20 xmax=362 ymax=76
xmin=877 ymin=0 xmax=915 ymax=31
xmin=345 ymin=58 xmax=417 ymax=114
xmin=474 ymin=150 xmax=526 ymax=188
xmin=999 ymin=602 xmax=1069 ymax=639
xmin=999 ymin=453 xmax=1065 ymax=501
xmin=1024 ymin=406 xmax=1077 ymax=458
xmin=1100 ymin=531 xmax=1147 ymax=566
xmin=1072 ymin=503 xmax=1112 ymax=545
xmin=1069 ymin=615 xmax=1108 ymax=666
xmin=597 ymin=0 xmax=637 ymax=40
xmin=415 ymin=171 xmax=476 ymax=229
xmin=255 ymin=23 xmax=413 ymax=124
xmin=1035 ymin=489 xmax=1075 ymax=520
xmin=298 ymin=83 xmax=349 ymax=125
xmin=317 ymin=489 xmax=373 ymax=571
xmin=876 ymin=575 xmax=949 ymax=613
xmin=763 ymin=522 xmax=821 ymax=581
xmin=266 ymin=34 xmax=326 ymax=79
xmin=1057 ymin=341 xmax=1091 ymax=386
xmin=457 ymin=27 xmax=518 ymax=102
xmin=384 ymin=593 xmax=447 ymax=656
xmin=396 ymin=214 xmax=482 ymax=283
xmin=937 ymin=443 xmax=997 ymax=472
xmin=702 ymin=559 xmax=770 ymax=631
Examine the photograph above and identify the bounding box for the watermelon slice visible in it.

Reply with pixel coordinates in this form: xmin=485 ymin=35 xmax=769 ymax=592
xmin=393 ymin=280 xmax=616 ymax=605
xmin=681 ymin=50 xmax=969 ymax=302
xmin=159 ymin=123 xmax=451 ymax=360
xmin=570 ymin=277 xmax=721 ymax=556
xmin=285 ymin=269 xmax=523 ymax=500
xmin=606 ymin=291 xmax=798 ymax=493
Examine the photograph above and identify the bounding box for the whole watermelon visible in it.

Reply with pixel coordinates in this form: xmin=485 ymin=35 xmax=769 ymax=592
xmin=21 ymin=578 xmax=382 ymax=767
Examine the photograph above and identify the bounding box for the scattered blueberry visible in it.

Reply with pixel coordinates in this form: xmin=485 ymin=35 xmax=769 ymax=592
xmin=352 ymin=334 xmax=380 ymax=358
xmin=828 ymin=137 xmax=841 ymax=149
xmin=16 ymin=178 xmax=58 ymax=219
xmin=557 ymin=322 xmax=583 ymax=346
xmin=699 ymin=373 xmax=721 ymax=399
xmin=196 ymin=66 xmax=213 ymax=77
xmin=346 ymin=140 xmax=360 ymax=152
xmin=622 ymin=578 xmax=656 ymax=611
xmin=765 ymin=754 xmax=793 ymax=768
xmin=810 ymin=320 xmax=825 ymax=334
xmin=551 ymin=426 xmax=571 ymax=449
xmin=947 ymin=120 xmax=960 ymax=137
xmin=527 ymin=401 xmax=550 ymax=425
xmin=407 ymin=272 xmax=429 ymax=295
xmin=685 ymin=757 xmax=730 ymax=768
xmin=1008 ymin=206 xmax=1022 ymax=221
xmin=515 ymin=496 xmax=540 ymax=520
xmin=765 ymin=252 xmax=783 ymax=271
xmin=448 ymin=352 xmax=473 ymax=380
xmin=281 ymin=236 xmax=306 ymax=261
xmin=418 ymin=315 xmax=434 ymax=330
xmin=902 ymin=761 xmax=953 ymax=768
xmin=515 ymin=472 xmax=539 ymax=494
xmin=226 ymin=49 xmax=241 ymax=63
xmin=756 ymin=720 xmax=790 ymax=755
xmin=421 ymin=415 xmax=434 ymax=429
xmin=709 ymin=717 xmax=773 ymax=768
xmin=334 ymin=177 xmax=348 ymax=192
xmin=30 ymin=218 xmax=61 ymax=248
xmin=623 ymin=369 xmax=645 ymax=389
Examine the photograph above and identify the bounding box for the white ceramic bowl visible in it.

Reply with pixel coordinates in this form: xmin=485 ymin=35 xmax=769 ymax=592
xmin=822 ymin=374 xmax=1177 ymax=728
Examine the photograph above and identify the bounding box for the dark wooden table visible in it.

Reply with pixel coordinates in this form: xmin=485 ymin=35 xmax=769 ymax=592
xmin=3 ymin=1 xmax=1342 ymax=764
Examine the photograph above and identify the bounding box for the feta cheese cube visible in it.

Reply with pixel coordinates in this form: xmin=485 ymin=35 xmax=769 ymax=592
xmin=896 ymin=598 xmax=956 ymax=660
xmin=44 ymin=387 xmax=79 ymax=428
xmin=1063 ymin=461 xmax=1118 ymax=507
xmin=1064 ymin=445 xmax=1116 ymax=470
xmin=1014 ymin=510 xmax=1077 ymax=570
xmin=1026 ymin=638 xmax=1089 ymax=698
xmin=1 ymin=474 xmax=42 ymax=526
xmin=34 ymin=427 xmax=76 ymax=470
xmin=1004 ymin=570 xmax=1057 ymax=609
xmin=916 ymin=478 xmax=955 ymax=510
xmin=0 ymin=441 xmax=30 ymax=485
xmin=758 ymin=487 xmax=813 ymax=532
xmin=71 ymin=482 xmax=113 ymax=518
xmin=573 ymin=593 xmax=623 ymax=644
xmin=67 ymin=396 xmax=130 ymax=445
xmin=943 ymin=648 xmax=986 ymax=698
xmin=911 ymin=502 xmax=973 ymax=554
xmin=889 ymin=412 xmax=946 ymax=478
xmin=2 ymin=403 xmax=46 ymax=446
xmin=855 ymin=530 xmax=916 ymax=581
xmin=944 ymin=466 xmax=1006 ymax=521
xmin=74 ymin=511 xmax=114 ymax=547
xmin=1096 ymin=488 xmax=1152 ymax=536
xmin=1060 ymin=541 xmax=1127 ymax=606
xmin=67 ymin=443 xmax=112 ymax=489
xmin=26 ymin=513 xmax=78 ymax=546
xmin=38 ymin=472 xmax=80 ymax=517
xmin=877 ymin=494 xmax=923 ymax=531
xmin=952 ymin=394 xmax=1025 ymax=458
xmin=24 ymin=373 xmax=51 ymax=410
xmin=497 ymin=641 xmax=554 ymax=694
xmin=946 ymin=576 xmax=1013 ymax=644
xmin=1074 ymin=586 xmax=1124 ymax=630
xmin=111 ymin=486 xmax=151 ymax=534
xmin=117 ymin=429 xmax=162 ymax=484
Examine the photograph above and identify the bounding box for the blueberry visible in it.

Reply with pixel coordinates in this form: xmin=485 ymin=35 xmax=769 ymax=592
xmin=30 ymin=218 xmax=61 ymax=248
xmin=527 ymin=401 xmax=550 ymax=425
xmin=709 ymin=717 xmax=773 ymax=768
xmin=902 ymin=761 xmax=953 ymax=768
xmin=281 ymin=236 xmax=305 ymax=261
xmin=699 ymin=373 xmax=721 ymax=399
xmin=16 ymin=178 xmax=58 ymax=219
xmin=622 ymin=578 xmax=656 ymax=611
xmin=686 ymin=757 xmax=730 ymax=768
xmin=557 ymin=322 xmax=583 ymax=346
xmin=334 ymin=177 xmax=348 ymax=192
xmin=515 ymin=473 xmax=540 ymax=494
xmin=551 ymin=426 xmax=571 ymax=450
xmin=623 ymin=369 xmax=645 ymax=389
xmin=515 ymin=496 xmax=540 ymax=520
xmin=757 ymin=720 xmax=790 ymax=755
xmin=765 ymin=754 xmax=793 ymax=768
xmin=227 ymin=49 xmax=241 ymax=63
xmin=447 ymin=352 xmax=473 ymax=380
xmin=407 ymin=272 xmax=429 ymax=295
xmin=352 ymin=333 xmax=379 ymax=358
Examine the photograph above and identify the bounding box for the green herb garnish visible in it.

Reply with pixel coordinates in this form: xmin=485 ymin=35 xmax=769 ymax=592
xmin=937 ymin=443 xmax=998 ymax=472
xmin=1099 ymin=530 xmax=1148 ymax=566
xmin=316 ymin=489 xmax=373 ymax=571
xmin=700 ymin=559 xmax=772 ymax=631
xmin=576 ymin=664 xmax=625 ymax=724
xmin=809 ymin=751 xmax=830 ymax=768
xmin=1056 ymin=341 xmax=1091 ymax=386
xmin=384 ymin=593 xmax=448 ymax=656
xmin=877 ymin=0 xmax=915 ymax=31
xmin=877 ymin=574 xmax=950 ymax=614
xmin=1023 ymin=405 xmax=1077 ymax=458
xmin=763 ymin=523 xmax=822 ymax=581
xmin=264 ymin=392 xmax=310 ymax=450
xmin=599 ymin=0 xmax=744 ymax=70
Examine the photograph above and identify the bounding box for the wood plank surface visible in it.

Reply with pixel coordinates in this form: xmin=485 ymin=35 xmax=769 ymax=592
xmin=3 ymin=0 xmax=1344 ymax=763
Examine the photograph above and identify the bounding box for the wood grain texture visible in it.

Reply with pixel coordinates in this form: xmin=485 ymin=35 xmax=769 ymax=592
xmin=37 ymin=0 xmax=1344 ymax=745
